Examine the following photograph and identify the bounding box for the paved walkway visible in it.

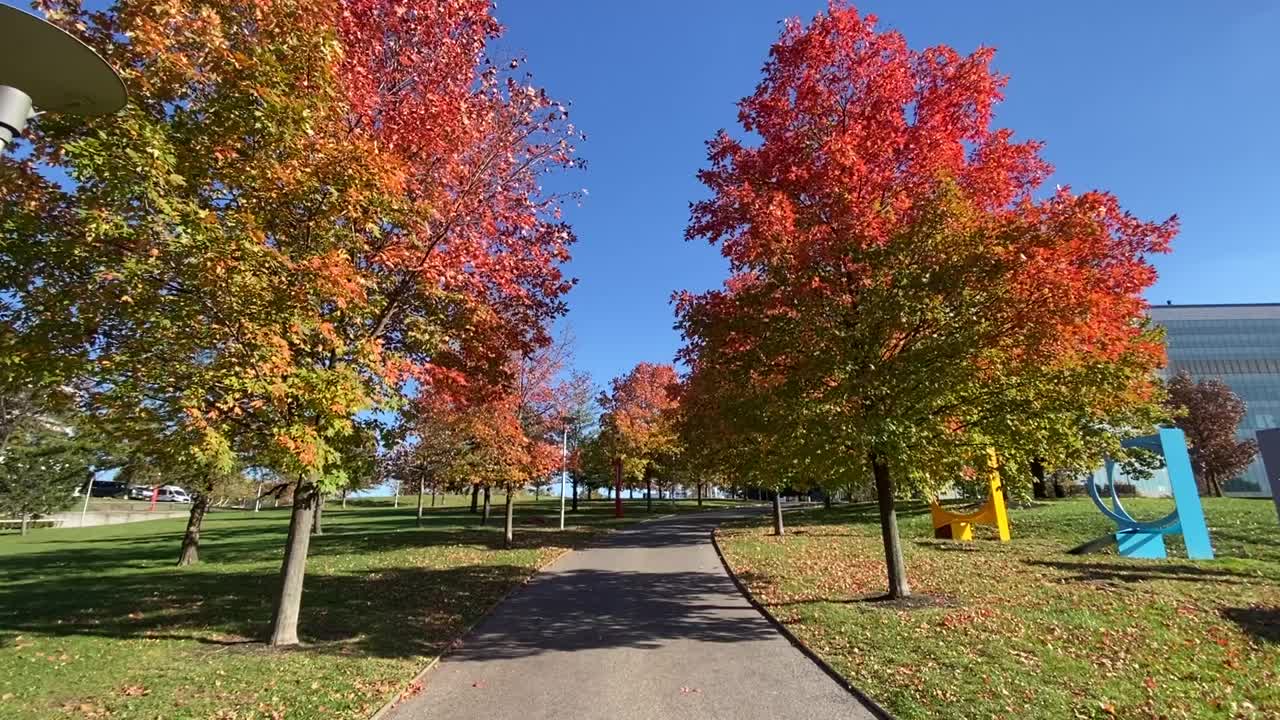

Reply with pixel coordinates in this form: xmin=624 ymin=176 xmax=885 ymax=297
xmin=386 ymin=508 xmax=879 ymax=720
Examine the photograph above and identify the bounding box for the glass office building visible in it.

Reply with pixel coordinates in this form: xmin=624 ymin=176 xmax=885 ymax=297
xmin=1148 ymin=303 xmax=1280 ymax=497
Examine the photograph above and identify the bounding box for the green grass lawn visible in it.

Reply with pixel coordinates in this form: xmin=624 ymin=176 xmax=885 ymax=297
xmin=717 ymin=497 xmax=1280 ymax=720
xmin=0 ymin=496 xmax=741 ymax=719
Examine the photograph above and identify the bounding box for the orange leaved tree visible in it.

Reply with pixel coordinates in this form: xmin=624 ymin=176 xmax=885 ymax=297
xmin=599 ymin=363 xmax=681 ymax=515
xmin=677 ymin=4 xmax=1172 ymax=598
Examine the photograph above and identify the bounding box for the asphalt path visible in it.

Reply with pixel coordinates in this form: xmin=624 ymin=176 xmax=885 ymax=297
xmin=385 ymin=507 xmax=879 ymax=720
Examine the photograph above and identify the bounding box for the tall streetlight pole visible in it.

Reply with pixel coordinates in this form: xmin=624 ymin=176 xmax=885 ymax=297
xmin=1 ymin=4 xmax=127 ymax=152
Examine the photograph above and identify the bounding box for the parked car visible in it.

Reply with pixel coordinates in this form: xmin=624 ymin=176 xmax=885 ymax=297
xmin=87 ymin=480 xmax=129 ymax=498
xmin=155 ymin=486 xmax=193 ymax=503
xmin=127 ymin=485 xmax=156 ymax=500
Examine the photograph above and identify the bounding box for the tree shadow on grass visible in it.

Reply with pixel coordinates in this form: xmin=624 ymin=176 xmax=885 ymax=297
xmin=0 ymin=559 xmax=537 ymax=660
xmin=1220 ymin=606 xmax=1280 ymax=644
xmin=1024 ymin=559 xmax=1252 ymax=585
xmin=0 ymin=505 xmax=772 ymax=661
xmin=0 ymin=510 xmax=612 ymax=583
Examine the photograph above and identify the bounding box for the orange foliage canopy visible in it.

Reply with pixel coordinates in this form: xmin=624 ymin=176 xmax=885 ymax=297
xmin=677 ymin=3 xmax=1174 ymax=489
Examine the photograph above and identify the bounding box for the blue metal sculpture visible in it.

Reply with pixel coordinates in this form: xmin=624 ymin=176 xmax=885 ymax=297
xmin=1087 ymin=427 xmax=1214 ymax=560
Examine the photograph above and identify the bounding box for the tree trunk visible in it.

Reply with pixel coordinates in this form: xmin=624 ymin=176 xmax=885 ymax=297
xmin=823 ymin=489 xmax=833 ymax=509
xmin=871 ymin=456 xmax=911 ymax=599
xmin=646 ymin=476 xmax=653 ymax=512
xmin=1031 ymin=458 xmax=1048 ymax=500
xmin=177 ymin=493 xmax=211 ymax=566
xmin=393 ymin=481 xmax=400 ymax=509
xmin=571 ymin=477 xmax=579 ymax=512
xmin=311 ymin=496 xmax=324 ymax=536
xmin=20 ymin=513 xmax=29 ymax=536
xmin=269 ymin=482 xmax=317 ymax=646
xmin=470 ymin=484 xmax=480 ymax=513
xmin=431 ymin=486 xmax=437 ymax=507
xmin=771 ymin=489 xmax=785 ymax=536
xmin=416 ymin=479 xmax=426 ymax=527
xmin=482 ymin=486 xmax=491 ymax=525
xmin=535 ymin=486 xmax=541 ymax=501
xmin=504 ymin=489 xmax=515 ymax=547
xmin=341 ymin=489 xmax=348 ymax=509
xmin=253 ymin=483 xmax=262 ymax=512
xmin=613 ymin=458 xmax=623 ymax=518
xmin=697 ymin=482 xmax=704 ymax=506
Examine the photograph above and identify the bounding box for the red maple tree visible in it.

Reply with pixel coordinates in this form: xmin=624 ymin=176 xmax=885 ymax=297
xmin=679 ymin=3 xmax=1174 ymax=598
xmin=599 ymin=363 xmax=681 ymax=516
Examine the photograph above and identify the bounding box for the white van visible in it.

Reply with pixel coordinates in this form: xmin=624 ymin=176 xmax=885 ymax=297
xmin=156 ymin=486 xmax=193 ymax=503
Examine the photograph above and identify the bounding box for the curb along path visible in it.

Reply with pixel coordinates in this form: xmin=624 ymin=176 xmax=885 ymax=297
xmin=383 ymin=508 xmax=882 ymax=720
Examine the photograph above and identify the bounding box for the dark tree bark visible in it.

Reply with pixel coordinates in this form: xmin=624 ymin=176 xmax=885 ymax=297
xmin=571 ymin=476 xmax=579 ymax=512
xmin=177 ymin=493 xmax=211 ymax=566
xmin=503 ymin=489 xmax=515 ymax=547
xmin=871 ymin=456 xmax=911 ymax=599
xmin=481 ymin=486 xmax=491 ymax=525
xmin=311 ymin=495 xmax=324 ymax=536
xmin=269 ymin=482 xmax=317 ymax=646
xmin=431 ymin=486 xmax=437 ymax=507
xmin=1052 ymin=475 xmax=1067 ymax=498
xmin=823 ymin=489 xmax=833 ymax=509
xmin=470 ymin=484 xmax=479 ymax=513
xmin=646 ymin=476 xmax=653 ymax=512
xmin=612 ymin=458 xmax=623 ymax=518
xmin=1208 ymin=475 xmax=1224 ymax=497
xmin=416 ymin=479 xmax=426 ymax=527
xmin=341 ymin=489 xmax=348 ymax=509
xmin=771 ymin=489 xmax=785 ymax=536
xmin=1031 ymin=458 xmax=1048 ymax=500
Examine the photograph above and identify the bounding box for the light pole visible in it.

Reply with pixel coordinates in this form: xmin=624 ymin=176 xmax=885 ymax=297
xmin=0 ymin=4 xmax=127 ymax=151
xmin=558 ymin=416 xmax=570 ymax=530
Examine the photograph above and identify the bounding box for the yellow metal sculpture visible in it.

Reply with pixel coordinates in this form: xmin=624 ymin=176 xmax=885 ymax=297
xmin=930 ymin=448 xmax=1011 ymax=542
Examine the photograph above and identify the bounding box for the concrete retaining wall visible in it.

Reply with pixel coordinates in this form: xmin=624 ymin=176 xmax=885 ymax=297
xmin=47 ymin=509 xmax=191 ymax=528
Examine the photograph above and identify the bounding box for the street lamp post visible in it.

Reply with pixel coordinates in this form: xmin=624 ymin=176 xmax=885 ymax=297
xmin=0 ymin=4 xmax=127 ymax=151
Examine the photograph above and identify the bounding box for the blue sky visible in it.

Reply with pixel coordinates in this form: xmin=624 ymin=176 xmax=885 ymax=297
xmin=491 ymin=0 xmax=1280 ymax=388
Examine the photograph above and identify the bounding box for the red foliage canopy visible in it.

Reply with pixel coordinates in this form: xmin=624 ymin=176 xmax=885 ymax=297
xmin=339 ymin=0 xmax=582 ymax=390
xmin=687 ymin=2 xmax=1175 ymax=367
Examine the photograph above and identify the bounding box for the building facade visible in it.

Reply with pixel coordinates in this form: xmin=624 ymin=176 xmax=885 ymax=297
xmin=1148 ymin=303 xmax=1280 ymax=497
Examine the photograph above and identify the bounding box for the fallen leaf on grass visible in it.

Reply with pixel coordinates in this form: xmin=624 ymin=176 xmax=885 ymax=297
xmin=400 ymin=680 xmax=424 ymax=700
xmin=120 ymin=684 xmax=149 ymax=697
xmin=61 ymin=702 xmax=109 ymax=718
